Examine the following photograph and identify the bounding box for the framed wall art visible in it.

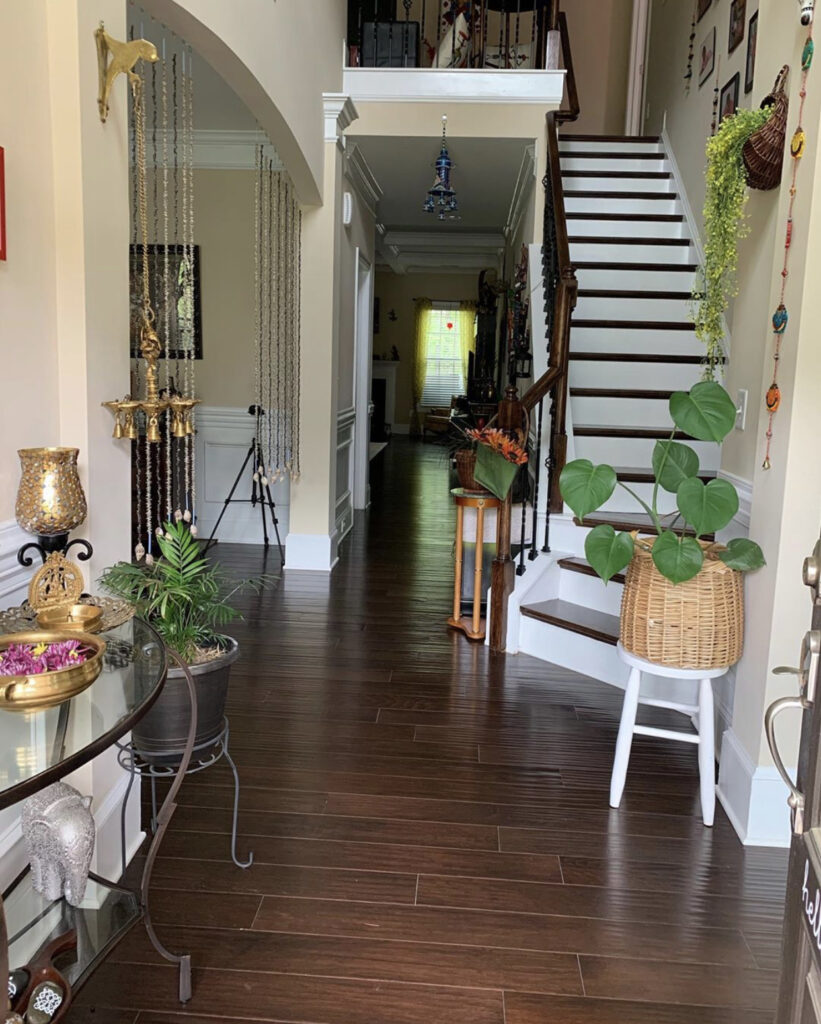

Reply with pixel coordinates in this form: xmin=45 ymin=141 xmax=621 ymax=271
xmin=0 ymin=147 xmax=6 ymax=262
xmin=728 ymin=0 xmax=747 ymax=55
xmin=699 ymin=26 xmax=716 ymax=87
xmin=745 ymin=10 xmax=758 ymax=94
xmin=719 ymin=72 xmax=741 ymax=123
xmin=697 ymin=0 xmax=712 ymax=23
xmin=129 ymin=243 xmax=202 ymax=360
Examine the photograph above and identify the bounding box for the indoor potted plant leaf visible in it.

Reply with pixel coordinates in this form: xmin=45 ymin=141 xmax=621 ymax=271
xmin=559 ymin=381 xmax=765 ymax=669
xmin=99 ymin=521 xmax=275 ymax=764
xmin=468 ymin=427 xmax=528 ymax=501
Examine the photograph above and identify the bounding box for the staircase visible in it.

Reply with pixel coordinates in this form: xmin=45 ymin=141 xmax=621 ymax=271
xmin=515 ymin=133 xmax=718 ymax=691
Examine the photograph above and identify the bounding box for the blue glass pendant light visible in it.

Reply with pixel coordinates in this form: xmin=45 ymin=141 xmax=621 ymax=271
xmin=424 ymin=115 xmax=458 ymax=220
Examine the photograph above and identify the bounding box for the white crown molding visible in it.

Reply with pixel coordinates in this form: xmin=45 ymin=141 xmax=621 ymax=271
xmin=505 ymin=143 xmax=536 ymax=240
xmin=345 ymin=143 xmax=383 ymax=218
xmin=140 ymin=129 xmax=283 ymax=171
xmin=323 ymin=93 xmax=359 ymax=147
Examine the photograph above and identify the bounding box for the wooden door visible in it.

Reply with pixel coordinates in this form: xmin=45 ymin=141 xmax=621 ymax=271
xmin=770 ymin=534 xmax=821 ymax=1022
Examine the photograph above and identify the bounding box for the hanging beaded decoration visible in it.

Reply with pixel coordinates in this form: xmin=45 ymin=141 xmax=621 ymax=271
xmin=251 ymin=140 xmax=302 ymax=484
xmin=762 ymin=32 xmax=813 ymax=470
xmin=685 ymin=1 xmax=697 ymax=95
xmin=711 ymin=55 xmax=722 ymax=135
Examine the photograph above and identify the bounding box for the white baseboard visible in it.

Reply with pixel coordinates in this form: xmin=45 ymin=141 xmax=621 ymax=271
xmin=286 ymin=531 xmax=339 ymax=572
xmin=717 ymin=727 xmax=792 ymax=847
xmin=0 ymin=520 xmax=32 ymax=605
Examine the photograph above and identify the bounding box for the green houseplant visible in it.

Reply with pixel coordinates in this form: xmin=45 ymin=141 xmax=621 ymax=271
xmin=100 ymin=521 xmax=273 ymax=762
xmin=692 ymin=106 xmax=771 ymax=378
xmin=559 ymin=382 xmax=765 ymax=668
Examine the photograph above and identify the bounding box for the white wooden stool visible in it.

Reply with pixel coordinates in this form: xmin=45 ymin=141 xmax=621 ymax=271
xmin=611 ymin=642 xmax=728 ymax=826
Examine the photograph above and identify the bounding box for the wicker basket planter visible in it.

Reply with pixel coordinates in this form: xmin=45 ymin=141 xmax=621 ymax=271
xmin=743 ymin=66 xmax=789 ymax=191
xmin=454 ymin=449 xmax=488 ymax=493
xmin=620 ymin=538 xmax=744 ymax=670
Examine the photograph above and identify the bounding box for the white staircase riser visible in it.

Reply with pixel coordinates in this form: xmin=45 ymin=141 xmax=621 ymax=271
xmin=573 ymin=435 xmax=720 ymax=467
xmin=565 ymin=195 xmax=681 ymax=216
xmin=575 ymin=267 xmax=696 ymax=291
xmin=569 ymin=359 xmax=705 ymax=390
xmin=569 ymin=328 xmax=703 ymax=357
xmin=571 ymin=396 xmax=671 ymax=426
xmin=560 ymin=155 xmax=670 ymax=173
xmin=570 ymin=239 xmax=692 ymax=261
xmin=562 ymin=174 xmax=675 ymax=194
xmin=597 ymin=482 xmax=680 ymax=516
xmin=575 ymin=295 xmax=691 ymax=321
xmin=559 ymin=571 xmax=624 ymax=617
xmin=559 ymin=139 xmax=664 ymax=154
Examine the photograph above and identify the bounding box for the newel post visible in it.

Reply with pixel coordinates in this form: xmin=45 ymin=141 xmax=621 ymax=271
xmin=489 ymin=386 xmax=526 ymax=652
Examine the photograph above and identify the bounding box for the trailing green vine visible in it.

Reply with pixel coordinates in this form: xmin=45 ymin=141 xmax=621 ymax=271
xmin=692 ymin=105 xmax=771 ymax=379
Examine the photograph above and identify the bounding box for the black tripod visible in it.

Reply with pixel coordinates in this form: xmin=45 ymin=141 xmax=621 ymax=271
xmin=203 ymin=407 xmax=285 ymax=563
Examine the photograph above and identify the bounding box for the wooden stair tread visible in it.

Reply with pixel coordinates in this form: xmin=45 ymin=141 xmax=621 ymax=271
xmin=571 ymin=319 xmax=695 ymax=331
xmin=560 ymin=134 xmax=661 ymax=142
xmin=564 ymin=190 xmax=677 ymax=200
xmin=574 ymin=425 xmax=692 ymax=439
xmin=562 ymin=169 xmax=672 ymax=179
xmin=577 ymin=289 xmax=691 ymax=300
xmin=569 ymin=232 xmax=690 ymax=242
xmin=571 ymin=388 xmax=675 ymax=399
xmin=571 ymin=352 xmax=720 ymax=364
xmin=613 ymin=466 xmax=716 ymax=483
xmin=558 ymin=556 xmax=626 ymax=585
xmin=520 ymin=599 xmax=619 ymax=646
xmin=573 ymin=261 xmax=697 ymax=272
xmin=574 ymin=511 xmax=713 ymax=540
xmin=560 ymin=150 xmax=667 ymax=160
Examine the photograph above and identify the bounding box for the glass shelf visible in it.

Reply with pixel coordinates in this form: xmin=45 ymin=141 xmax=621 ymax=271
xmin=3 ymin=870 xmax=139 ymax=991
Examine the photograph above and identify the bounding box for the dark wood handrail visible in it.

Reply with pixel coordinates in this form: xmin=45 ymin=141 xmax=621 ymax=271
xmin=489 ymin=3 xmax=578 ymax=653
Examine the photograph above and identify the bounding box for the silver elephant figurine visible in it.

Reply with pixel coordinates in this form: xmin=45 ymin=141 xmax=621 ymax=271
xmin=21 ymin=781 xmax=95 ymax=907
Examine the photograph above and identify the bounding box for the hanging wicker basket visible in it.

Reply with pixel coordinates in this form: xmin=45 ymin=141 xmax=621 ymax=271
xmin=454 ymin=449 xmax=487 ymax=493
xmin=743 ymin=65 xmax=790 ymax=191
xmin=620 ymin=537 xmax=744 ymax=670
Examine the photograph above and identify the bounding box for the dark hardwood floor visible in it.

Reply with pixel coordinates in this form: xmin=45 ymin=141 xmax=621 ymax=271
xmin=70 ymin=439 xmax=787 ymax=1023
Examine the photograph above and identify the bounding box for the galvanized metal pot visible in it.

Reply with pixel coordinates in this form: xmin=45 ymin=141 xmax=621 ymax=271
xmin=131 ymin=637 xmax=239 ymax=765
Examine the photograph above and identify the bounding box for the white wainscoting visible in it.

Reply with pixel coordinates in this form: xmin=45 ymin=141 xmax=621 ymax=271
xmin=336 ymin=407 xmax=356 ymax=542
xmin=195 ymin=406 xmax=290 ymax=546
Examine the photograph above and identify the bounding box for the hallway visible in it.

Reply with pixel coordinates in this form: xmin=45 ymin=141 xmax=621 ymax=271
xmin=73 ymin=439 xmax=787 ymax=1024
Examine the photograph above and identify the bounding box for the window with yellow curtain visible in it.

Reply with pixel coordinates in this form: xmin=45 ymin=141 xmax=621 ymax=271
xmin=413 ymin=301 xmax=476 ymax=409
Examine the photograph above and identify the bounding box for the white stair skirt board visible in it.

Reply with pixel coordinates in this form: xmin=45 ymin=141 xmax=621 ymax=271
xmin=570 ymin=396 xmax=673 ymax=426
xmin=503 ymin=550 xmax=564 ymax=654
xmin=569 ymin=358 xmax=705 ymax=391
xmin=717 ymin=728 xmax=792 ymax=847
xmin=572 ymin=435 xmax=719 ymax=467
xmin=575 ymin=267 xmax=696 ymax=291
xmin=562 ymin=175 xmax=676 ymax=194
xmin=195 ymin=407 xmax=291 ymax=545
xmin=574 ymin=295 xmax=691 ymax=321
xmin=564 ymin=196 xmax=681 ymax=216
xmin=558 ymin=139 xmax=663 ymax=154
xmin=569 ymin=327 xmax=703 ymax=357
xmin=285 ymin=532 xmax=339 ymax=572
xmin=560 ymin=156 xmax=671 ymax=174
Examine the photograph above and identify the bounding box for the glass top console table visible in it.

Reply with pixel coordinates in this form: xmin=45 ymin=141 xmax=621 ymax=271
xmin=0 ymin=617 xmax=198 ymax=1018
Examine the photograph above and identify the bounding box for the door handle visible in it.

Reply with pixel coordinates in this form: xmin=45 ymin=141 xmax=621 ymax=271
xmin=765 ymin=630 xmax=821 ymax=835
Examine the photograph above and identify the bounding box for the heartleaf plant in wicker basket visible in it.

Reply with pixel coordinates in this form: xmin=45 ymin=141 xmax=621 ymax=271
xmin=559 ymin=382 xmax=765 ymax=669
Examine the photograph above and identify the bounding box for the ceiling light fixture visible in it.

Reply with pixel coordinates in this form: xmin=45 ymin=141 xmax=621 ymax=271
xmin=424 ymin=115 xmax=458 ymax=221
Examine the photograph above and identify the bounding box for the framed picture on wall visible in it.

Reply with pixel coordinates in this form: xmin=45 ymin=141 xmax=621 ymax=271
xmin=129 ymin=244 xmax=202 ymax=360
xmin=699 ymin=26 xmax=716 ymax=87
xmin=0 ymin=147 xmax=6 ymax=262
xmin=697 ymin=0 xmax=712 ymax=23
xmin=745 ymin=11 xmax=758 ymax=93
xmin=728 ymin=0 xmax=747 ymax=55
xmin=719 ymin=72 xmax=741 ymax=123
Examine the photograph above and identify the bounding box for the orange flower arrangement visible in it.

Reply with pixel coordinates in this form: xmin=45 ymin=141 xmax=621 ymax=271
xmin=465 ymin=427 xmax=528 ymax=466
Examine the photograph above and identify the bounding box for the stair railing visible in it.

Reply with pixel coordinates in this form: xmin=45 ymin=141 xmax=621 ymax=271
xmin=489 ymin=3 xmax=578 ymax=653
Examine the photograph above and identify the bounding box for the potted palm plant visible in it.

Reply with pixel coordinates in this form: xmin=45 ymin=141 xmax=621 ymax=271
xmin=559 ymin=381 xmax=765 ymax=669
xmin=100 ymin=521 xmax=273 ymax=763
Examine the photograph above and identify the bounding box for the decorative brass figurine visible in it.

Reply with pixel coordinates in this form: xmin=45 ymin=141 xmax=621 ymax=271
xmin=95 ymin=22 xmax=158 ymax=123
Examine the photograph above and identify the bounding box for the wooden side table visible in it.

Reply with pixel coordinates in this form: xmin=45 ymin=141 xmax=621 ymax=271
xmin=448 ymin=488 xmax=501 ymax=641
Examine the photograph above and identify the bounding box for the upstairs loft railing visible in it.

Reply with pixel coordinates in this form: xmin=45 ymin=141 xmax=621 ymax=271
xmin=347 ymin=0 xmax=554 ymax=70
xmin=489 ymin=3 xmax=578 ymax=652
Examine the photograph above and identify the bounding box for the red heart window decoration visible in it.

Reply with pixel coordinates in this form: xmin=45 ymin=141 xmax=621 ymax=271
xmin=446 ymin=322 xmax=453 ymax=329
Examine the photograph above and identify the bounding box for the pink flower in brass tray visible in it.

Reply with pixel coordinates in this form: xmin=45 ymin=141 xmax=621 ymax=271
xmin=0 ymin=640 xmax=94 ymax=676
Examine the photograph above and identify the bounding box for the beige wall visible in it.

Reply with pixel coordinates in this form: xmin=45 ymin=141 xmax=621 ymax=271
xmin=140 ymin=0 xmax=346 ymax=204
xmin=374 ymin=271 xmax=479 ymax=429
xmin=562 ymin=0 xmax=633 ymax=136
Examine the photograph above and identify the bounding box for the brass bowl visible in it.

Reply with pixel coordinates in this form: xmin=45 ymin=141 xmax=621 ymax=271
xmin=37 ymin=604 xmax=104 ymax=633
xmin=0 ymin=631 xmax=106 ymax=712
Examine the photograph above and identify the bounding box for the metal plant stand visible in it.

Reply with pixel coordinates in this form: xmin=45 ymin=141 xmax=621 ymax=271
xmin=117 ymin=717 xmax=253 ymax=873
